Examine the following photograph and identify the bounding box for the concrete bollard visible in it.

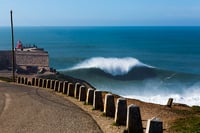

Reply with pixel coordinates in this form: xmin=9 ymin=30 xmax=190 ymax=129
xmin=50 ymin=80 xmax=55 ymax=89
xmin=93 ymin=90 xmax=103 ymax=111
xmin=62 ymin=81 xmax=68 ymax=94
xmin=86 ymin=88 xmax=94 ymax=105
xmin=54 ymin=80 xmax=59 ymax=91
xmin=115 ymin=98 xmax=127 ymax=125
xmin=20 ymin=76 xmax=23 ymax=84
xmin=17 ymin=77 xmax=21 ymax=84
xmin=32 ymin=78 xmax=35 ymax=86
xmin=14 ymin=77 xmax=16 ymax=82
xmin=74 ymin=82 xmax=81 ymax=98
xmin=146 ymin=117 xmax=163 ymax=133
xmin=126 ymin=104 xmax=143 ymax=133
xmin=79 ymin=86 xmax=87 ymax=101
xmin=167 ymin=98 xmax=173 ymax=108
xmin=35 ymin=78 xmax=39 ymax=86
xmin=46 ymin=79 xmax=51 ymax=88
xmin=104 ymin=93 xmax=115 ymax=117
xmin=24 ymin=77 xmax=28 ymax=85
xmin=28 ymin=81 xmax=31 ymax=86
xmin=39 ymin=78 xmax=43 ymax=87
xmin=19 ymin=77 xmax=22 ymax=84
xmin=58 ymin=81 xmax=64 ymax=92
xmin=42 ymin=79 xmax=47 ymax=88
xmin=67 ymin=83 xmax=75 ymax=96
xmin=20 ymin=77 xmax=23 ymax=84
xmin=21 ymin=77 xmax=25 ymax=84
xmin=27 ymin=80 xmax=31 ymax=86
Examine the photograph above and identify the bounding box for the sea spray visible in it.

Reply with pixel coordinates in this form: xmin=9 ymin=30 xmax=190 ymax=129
xmin=123 ymin=80 xmax=200 ymax=106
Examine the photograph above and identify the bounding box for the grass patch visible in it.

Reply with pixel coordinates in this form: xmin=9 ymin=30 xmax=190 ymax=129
xmin=172 ymin=109 xmax=191 ymax=115
xmin=170 ymin=106 xmax=200 ymax=133
xmin=170 ymin=116 xmax=200 ymax=133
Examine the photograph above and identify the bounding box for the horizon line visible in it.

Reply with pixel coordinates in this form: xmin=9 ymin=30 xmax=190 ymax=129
xmin=1 ymin=25 xmax=200 ymax=27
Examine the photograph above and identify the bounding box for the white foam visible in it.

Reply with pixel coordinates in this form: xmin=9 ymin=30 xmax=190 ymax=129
xmin=70 ymin=57 xmax=151 ymax=76
xmin=115 ymin=80 xmax=200 ymax=106
xmin=124 ymin=86 xmax=200 ymax=106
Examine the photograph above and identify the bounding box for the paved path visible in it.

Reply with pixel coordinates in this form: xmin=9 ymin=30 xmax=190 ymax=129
xmin=0 ymin=81 xmax=102 ymax=133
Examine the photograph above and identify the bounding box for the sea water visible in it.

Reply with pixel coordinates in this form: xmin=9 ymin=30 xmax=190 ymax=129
xmin=0 ymin=26 xmax=200 ymax=106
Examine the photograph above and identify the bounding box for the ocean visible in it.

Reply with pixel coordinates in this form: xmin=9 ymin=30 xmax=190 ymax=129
xmin=1 ymin=26 xmax=200 ymax=106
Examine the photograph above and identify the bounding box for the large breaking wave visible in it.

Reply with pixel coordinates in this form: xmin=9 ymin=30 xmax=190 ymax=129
xmin=69 ymin=57 xmax=152 ymax=76
xmin=60 ymin=57 xmax=200 ymax=106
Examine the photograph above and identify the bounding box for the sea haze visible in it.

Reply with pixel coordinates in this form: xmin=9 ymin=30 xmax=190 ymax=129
xmin=0 ymin=26 xmax=200 ymax=106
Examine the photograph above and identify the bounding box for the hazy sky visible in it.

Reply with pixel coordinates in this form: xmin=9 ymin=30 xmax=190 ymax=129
xmin=1 ymin=0 xmax=200 ymax=26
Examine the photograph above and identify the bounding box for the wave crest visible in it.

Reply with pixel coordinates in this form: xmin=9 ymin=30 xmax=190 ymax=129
xmin=70 ymin=57 xmax=151 ymax=76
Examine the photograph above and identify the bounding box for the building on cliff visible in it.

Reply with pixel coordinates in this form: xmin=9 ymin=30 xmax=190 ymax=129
xmin=0 ymin=41 xmax=49 ymax=74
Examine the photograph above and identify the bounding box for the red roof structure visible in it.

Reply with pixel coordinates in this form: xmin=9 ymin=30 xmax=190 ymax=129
xmin=16 ymin=40 xmax=22 ymax=49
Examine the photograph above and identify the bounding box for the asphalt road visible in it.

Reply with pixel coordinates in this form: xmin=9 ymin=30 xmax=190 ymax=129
xmin=0 ymin=81 xmax=102 ymax=133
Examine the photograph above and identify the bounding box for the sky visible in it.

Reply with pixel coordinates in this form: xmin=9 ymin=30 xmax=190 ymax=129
xmin=0 ymin=0 xmax=200 ymax=26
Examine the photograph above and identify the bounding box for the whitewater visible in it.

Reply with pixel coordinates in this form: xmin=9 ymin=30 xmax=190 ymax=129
xmin=62 ymin=57 xmax=200 ymax=106
xmin=68 ymin=57 xmax=152 ymax=76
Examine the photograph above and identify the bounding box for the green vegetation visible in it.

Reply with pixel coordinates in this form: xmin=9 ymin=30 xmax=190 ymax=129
xmin=83 ymin=102 xmax=93 ymax=106
xmin=101 ymin=113 xmax=106 ymax=117
xmin=171 ymin=117 xmax=200 ymax=133
xmin=192 ymin=106 xmax=200 ymax=113
xmin=112 ymin=122 xmax=120 ymax=126
xmin=170 ymin=106 xmax=200 ymax=133
xmin=0 ymin=77 xmax=13 ymax=82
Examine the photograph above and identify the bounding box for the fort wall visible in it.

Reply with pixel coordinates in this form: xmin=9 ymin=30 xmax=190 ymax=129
xmin=0 ymin=50 xmax=49 ymax=70
xmin=0 ymin=51 xmax=12 ymax=69
xmin=15 ymin=51 xmax=49 ymax=68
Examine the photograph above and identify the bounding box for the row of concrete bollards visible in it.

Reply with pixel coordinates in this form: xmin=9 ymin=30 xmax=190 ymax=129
xmin=16 ymin=76 xmax=163 ymax=133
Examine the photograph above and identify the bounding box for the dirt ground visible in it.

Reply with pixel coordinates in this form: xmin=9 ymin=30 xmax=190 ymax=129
xmin=60 ymin=91 xmax=191 ymax=133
